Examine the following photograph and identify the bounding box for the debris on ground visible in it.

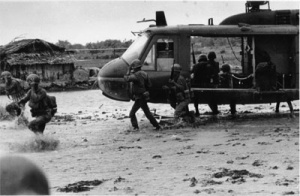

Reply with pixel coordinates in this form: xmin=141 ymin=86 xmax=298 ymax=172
xmin=57 ymin=180 xmax=104 ymax=193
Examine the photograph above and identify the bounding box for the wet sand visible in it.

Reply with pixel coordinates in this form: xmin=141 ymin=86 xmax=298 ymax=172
xmin=0 ymin=90 xmax=299 ymax=195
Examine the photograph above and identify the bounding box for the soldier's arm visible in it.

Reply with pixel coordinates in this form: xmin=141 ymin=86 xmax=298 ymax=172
xmin=174 ymin=77 xmax=186 ymax=91
xmin=18 ymin=90 xmax=31 ymax=105
xmin=124 ymin=74 xmax=137 ymax=82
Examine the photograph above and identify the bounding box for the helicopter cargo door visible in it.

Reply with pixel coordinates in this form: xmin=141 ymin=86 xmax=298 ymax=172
xmin=141 ymin=35 xmax=178 ymax=103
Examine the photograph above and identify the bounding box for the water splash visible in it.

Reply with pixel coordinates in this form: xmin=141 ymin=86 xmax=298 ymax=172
xmin=10 ymin=134 xmax=60 ymax=152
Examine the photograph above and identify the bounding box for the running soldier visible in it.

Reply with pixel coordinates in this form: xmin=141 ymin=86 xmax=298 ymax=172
xmin=18 ymin=74 xmax=56 ymax=134
xmin=124 ymin=59 xmax=161 ymax=131
xmin=1 ymin=71 xmax=27 ymax=117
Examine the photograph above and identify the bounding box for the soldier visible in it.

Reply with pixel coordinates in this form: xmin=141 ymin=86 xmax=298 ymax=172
xmin=1 ymin=71 xmax=27 ymax=117
xmin=167 ymin=64 xmax=191 ymax=121
xmin=191 ymin=54 xmax=207 ymax=116
xmin=207 ymin=51 xmax=220 ymax=88
xmin=124 ymin=59 xmax=161 ymax=131
xmin=18 ymin=74 xmax=53 ymax=134
xmin=206 ymin=51 xmax=220 ymax=114
xmin=219 ymin=64 xmax=236 ymax=115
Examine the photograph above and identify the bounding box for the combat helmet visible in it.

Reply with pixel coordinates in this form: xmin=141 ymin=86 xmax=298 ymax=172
xmin=198 ymin=54 xmax=207 ymax=62
xmin=131 ymin=59 xmax=142 ymax=69
xmin=1 ymin=71 xmax=12 ymax=78
xmin=26 ymin=74 xmax=40 ymax=84
xmin=208 ymin=51 xmax=217 ymax=60
xmin=172 ymin=63 xmax=182 ymax=72
xmin=221 ymin=64 xmax=231 ymax=73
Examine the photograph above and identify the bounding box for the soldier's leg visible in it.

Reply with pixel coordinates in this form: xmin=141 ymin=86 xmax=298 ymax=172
xmin=230 ymin=101 xmax=237 ymax=115
xmin=208 ymin=103 xmax=219 ymax=115
xmin=140 ymin=99 xmax=160 ymax=128
xmin=275 ymin=102 xmax=280 ymax=113
xmin=129 ymin=100 xmax=141 ymax=129
xmin=175 ymin=99 xmax=189 ymax=119
xmin=28 ymin=114 xmax=51 ymax=134
xmin=287 ymin=100 xmax=294 ymax=117
xmin=194 ymin=93 xmax=200 ymax=116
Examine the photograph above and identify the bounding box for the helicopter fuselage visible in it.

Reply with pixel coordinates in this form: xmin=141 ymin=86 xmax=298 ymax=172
xmin=98 ymin=8 xmax=299 ymax=106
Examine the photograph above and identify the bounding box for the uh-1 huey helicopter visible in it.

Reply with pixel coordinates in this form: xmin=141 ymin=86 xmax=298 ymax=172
xmin=97 ymin=1 xmax=299 ymax=115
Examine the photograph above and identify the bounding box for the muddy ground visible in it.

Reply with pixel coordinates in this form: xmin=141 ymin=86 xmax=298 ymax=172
xmin=0 ymin=90 xmax=299 ymax=195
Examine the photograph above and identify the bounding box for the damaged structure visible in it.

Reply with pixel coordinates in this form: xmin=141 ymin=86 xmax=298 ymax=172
xmin=0 ymin=39 xmax=75 ymax=87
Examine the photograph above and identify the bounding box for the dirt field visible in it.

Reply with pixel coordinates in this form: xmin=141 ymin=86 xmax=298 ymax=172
xmin=0 ymin=90 xmax=299 ymax=195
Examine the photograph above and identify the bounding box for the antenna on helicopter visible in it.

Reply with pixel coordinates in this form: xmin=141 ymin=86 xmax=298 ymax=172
xmin=131 ymin=31 xmax=143 ymax=36
xmin=136 ymin=11 xmax=167 ymax=27
xmin=137 ymin=18 xmax=156 ymax=23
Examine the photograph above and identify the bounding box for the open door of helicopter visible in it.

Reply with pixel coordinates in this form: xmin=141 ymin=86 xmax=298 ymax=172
xmin=189 ymin=31 xmax=298 ymax=105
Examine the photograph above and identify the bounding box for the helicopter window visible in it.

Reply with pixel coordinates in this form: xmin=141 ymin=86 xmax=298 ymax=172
xmin=122 ymin=33 xmax=150 ymax=65
xmin=143 ymin=45 xmax=155 ymax=70
xmin=157 ymin=38 xmax=174 ymax=71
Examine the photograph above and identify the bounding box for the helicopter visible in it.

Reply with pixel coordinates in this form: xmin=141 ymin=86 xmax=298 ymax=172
xmin=97 ymin=1 xmax=299 ymax=115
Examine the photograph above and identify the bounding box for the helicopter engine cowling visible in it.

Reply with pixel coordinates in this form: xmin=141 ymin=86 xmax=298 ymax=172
xmin=98 ymin=58 xmax=131 ymax=101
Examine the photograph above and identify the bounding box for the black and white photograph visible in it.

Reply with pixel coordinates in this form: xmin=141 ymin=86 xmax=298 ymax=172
xmin=0 ymin=0 xmax=299 ymax=195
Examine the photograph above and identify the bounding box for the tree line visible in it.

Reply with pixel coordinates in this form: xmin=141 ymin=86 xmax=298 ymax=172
xmin=56 ymin=39 xmax=133 ymax=50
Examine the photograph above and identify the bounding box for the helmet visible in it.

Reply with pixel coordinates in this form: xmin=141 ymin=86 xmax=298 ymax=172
xmin=208 ymin=51 xmax=217 ymax=60
xmin=26 ymin=74 xmax=40 ymax=84
xmin=0 ymin=155 xmax=49 ymax=195
xmin=198 ymin=54 xmax=207 ymax=62
xmin=1 ymin=71 xmax=12 ymax=78
xmin=131 ymin=59 xmax=142 ymax=69
xmin=172 ymin=64 xmax=182 ymax=72
xmin=221 ymin=64 xmax=231 ymax=73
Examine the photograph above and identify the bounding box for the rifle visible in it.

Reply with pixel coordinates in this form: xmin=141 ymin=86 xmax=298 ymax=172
xmin=191 ymin=44 xmax=196 ymax=64
xmin=170 ymin=62 xmax=175 ymax=80
xmin=126 ymin=64 xmax=133 ymax=75
xmin=221 ymin=55 xmax=225 ymax=64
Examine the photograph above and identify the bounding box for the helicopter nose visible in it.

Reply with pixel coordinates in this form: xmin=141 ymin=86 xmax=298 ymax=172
xmin=98 ymin=58 xmax=131 ymax=101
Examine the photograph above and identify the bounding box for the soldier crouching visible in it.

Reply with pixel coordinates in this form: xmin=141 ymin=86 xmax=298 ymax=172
xmin=18 ymin=74 xmax=53 ymax=134
xmin=164 ymin=64 xmax=192 ymax=122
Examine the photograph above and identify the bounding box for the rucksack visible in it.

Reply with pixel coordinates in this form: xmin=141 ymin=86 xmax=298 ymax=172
xmin=46 ymin=95 xmax=57 ymax=116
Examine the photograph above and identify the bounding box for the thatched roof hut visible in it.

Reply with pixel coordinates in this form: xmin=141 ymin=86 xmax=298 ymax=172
xmin=0 ymin=39 xmax=75 ymax=82
xmin=0 ymin=39 xmax=75 ymax=65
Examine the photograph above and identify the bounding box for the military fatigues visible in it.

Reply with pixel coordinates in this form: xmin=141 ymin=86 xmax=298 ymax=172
xmin=172 ymin=75 xmax=190 ymax=119
xmin=3 ymin=76 xmax=27 ymax=116
xmin=255 ymin=61 xmax=277 ymax=91
xmin=124 ymin=70 xmax=160 ymax=130
xmin=191 ymin=58 xmax=207 ymax=116
xmin=19 ymin=87 xmax=52 ymax=134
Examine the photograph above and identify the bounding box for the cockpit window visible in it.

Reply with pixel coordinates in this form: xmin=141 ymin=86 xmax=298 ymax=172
xmin=142 ymin=37 xmax=174 ymax=71
xmin=122 ymin=33 xmax=150 ymax=65
xmin=156 ymin=38 xmax=174 ymax=71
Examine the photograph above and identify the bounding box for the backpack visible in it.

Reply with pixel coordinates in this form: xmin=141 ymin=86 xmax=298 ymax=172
xmin=46 ymin=95 xmax=57 ymax=116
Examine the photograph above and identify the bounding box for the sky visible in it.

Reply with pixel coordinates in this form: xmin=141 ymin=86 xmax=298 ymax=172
xmin=0 ymin=0 xmax=299 ymax=46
